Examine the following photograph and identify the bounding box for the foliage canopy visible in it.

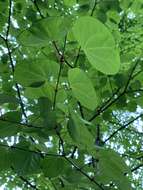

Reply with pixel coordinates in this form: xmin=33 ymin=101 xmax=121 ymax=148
xmin=0 ymin=0 xmax=143 ymax=189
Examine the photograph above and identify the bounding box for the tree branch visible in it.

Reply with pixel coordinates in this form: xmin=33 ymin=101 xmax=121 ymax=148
xmin=55 ymin=127 xmax=65 ymax=156
xmin=77 ymin=101 xmax=85 ymax=119
xmin=0 ymin=143 xmax=58 ymax=159
xmin=52 ymin=40 xmax=66 ymax=109
xmin=131 ymin=164 xmax=143 ymax=172
xmin=123 ymin=60 xmax=139 ymax=93
xmin=19 ymin=176 xmax=39 ymax=190
xmin=32 ymin=0 xmax=45 ymax=18
xmin=52 ymin=41 xmax=73 ymax=68
xmin=64 ymin=157 xmax=105 ymax=190
xmin=0 ymin=117 xmax=43 ymax=129
xmin=89 ymin=60 xmax=139 ymax=122
xmin=88 ymin=88 xmax=121 ymax=121
xmin=104 ymin=113 xmax=143 ymax=143
xmin=0 ymin=0 xmax=28 ymax=123
xmin=0 ymin=143 xmax=104 ymax=189
xmin=6 ymin=0 xmax=12 ymax=39
xmin=74 ymin=46 xmax=81 ymax=67
xmin=90 ymin=0 xmax=99 ymax=16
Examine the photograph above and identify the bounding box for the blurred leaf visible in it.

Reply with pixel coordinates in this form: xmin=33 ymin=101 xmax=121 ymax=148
xmin=41 ymin=157 xmax=67 ymax=178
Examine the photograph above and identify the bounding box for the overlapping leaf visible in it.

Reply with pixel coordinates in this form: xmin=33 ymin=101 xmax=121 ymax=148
xmin=72 ymin=16 xmax=120 ymax=75
xmin=68 ymin=68 xmax=98 ymax=110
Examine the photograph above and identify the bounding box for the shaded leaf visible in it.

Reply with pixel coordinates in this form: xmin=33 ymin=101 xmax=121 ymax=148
xmin=68 ymin=68 xmax=98 ymax=110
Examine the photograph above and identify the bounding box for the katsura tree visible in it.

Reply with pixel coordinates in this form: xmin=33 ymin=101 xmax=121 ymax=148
xmin=0 ymin=0 xmax=143 ymax=189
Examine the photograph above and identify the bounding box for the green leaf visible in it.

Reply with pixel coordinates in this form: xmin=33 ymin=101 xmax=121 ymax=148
xmin=68 ymin=68 xmax=98 ymax=110
xmin=14 ymin=59 xmax=59 ymax=86
xmin=0 ymin=94 xmax=19 ymax=104
xmin=91 ymin=148 xmax=131 ymax=190
xmin=11 ymin=141 xmax=41 ymax=175
xmin=41 ymin=157 xmax=67 ymax=178
xmin=72 ymin=16 xmax=120 ymax=75
xmin=68 ymin=111 xmax=94 ymax=148
xmin=64 ymin=0 xmax=76 ymax=6
xmin=0 ymin=124 xmax=16 ymax=139
xmin=24 ymin=82 xmax=54 ymax=101
xmin=38 ymin=97 xmax=57 ymax=132
xmin=0 ymin=112 xmax=21 ymax=138
xmin=19 ymin=17 xmax=71 ymax=46
xmin=0 ymin=147 xmax=11 ymax=171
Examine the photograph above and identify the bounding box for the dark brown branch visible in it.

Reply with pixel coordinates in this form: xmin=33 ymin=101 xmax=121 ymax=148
xmin=64 ymin=59 xmax=74 ymax=68
xmin=123 ymin=60 xmax=139 ymax=93
xmin=52 ymin=41 xmax=73 ymax=68
xmin=0 ymin=118 xmax=43 ymax=129
xmin=55 ymin=128 xmax=65 ymax=156
xmin=131 ymin=164 xmax=143 ymax=172
xmin=64 ymin=157 xmax=105 ymax=190
xmin=104 ymin=113 xmax=143 ymax=143
xmin=58 ymin=178 xmax=65 ymax=188
xmin=126 ymin=89 xmax=143 ymax=94
xmin=0 ymin=34 xmax=6 ymax=42
xmin=53 ymin=57 xmax=63 ymax=109
xmin=6 ymin=0 xmax=12 ymax=39
xmin=0 ymin=143 xmax=58 ymax=157
xmin=32 ymin=0 xmax=45 ymax=18
xmin=70 ymin=146 xmax=77 ymax=159
xmin=95 ymin=124 xmax=101 ymax=146
xmin=89 ymin=60 xmax=139 ymax=122
xmin=11 ymin=166 xmax=39 ymax=190
xmin=74 ymin=46 xmax=81 ymax=67
xmin=19 ymin=176 xmax=39 ymax=190
xmin=0 ymin=0 xmax=28 ymax=123
xmin=0 ymin=143 xmax=104 ymax=189
xmin=77 ymin=101 xmax=85 ymax=119
xmin=5 ymin=36 xmax=28 ymax=122
xmin=88 ymin=88 xmax=121 ymax=121
xmin=90 ymin=0 xmax=98 ymax=16
xmin=0 ymin=143 xmax=58 ymax=158
xmin=49 ymin=178 xmax=58 ymax=190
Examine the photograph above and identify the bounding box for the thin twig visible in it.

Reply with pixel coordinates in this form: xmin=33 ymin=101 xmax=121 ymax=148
xmin=89 ymin=60 xmax=139 ymax=122
xmin=77 ymin=101 xmax=85 ymax=119
xmin=74 ymin=46 xmax=81 ymax=67
xmin=49 ymin=178 xmax=58 ymax=190
xmin=53 ymin=37 xmax=68 ymax=109
xmin=123 ymin=60 xmax=139 ymax=93
xmin=70 ymin=146 xmax=77 ymax=159
xmin=131 ymin=164 xmax=143 ymax=172
xmin=6 ymin=0 xmax=12 ymax=39
xmin=1 ymin=0 xmax=28 ymax=123
xmin=90 ymin=0 xmax=98 ymax=16
xmin=104 ymin=113 xmax=143 ymax=143
xmin=53 ymin=58 xmax=63 ymax=109
xmin=64 ymin=157 xmax=105 ymax=190
xmin=0 ymin=143 xmax=58 ymax=158
xmin=88 ymin=88 xmax=121 ymax=121
xmin=0 ymin=118 xmax=43 ymax=129
xmin=32 ymin=0 xmax=45 ymax=18
xmin=0 ymin=143 xmax=104 ymax=189
xmin=52 ymin=41 xmax=73 ymax=68
xmin=19 ymin=176 xmax=39 ymax=190
xmin=55 ymin=128 xmax=65 ymax=156
xmin=11 ymin=166 xmax=39 ymax=190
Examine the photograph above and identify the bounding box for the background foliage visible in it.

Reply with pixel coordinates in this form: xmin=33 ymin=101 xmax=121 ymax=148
xmin=0 ymin=0 xmax=143 ymax=189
